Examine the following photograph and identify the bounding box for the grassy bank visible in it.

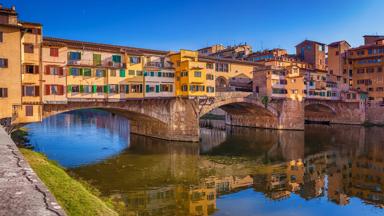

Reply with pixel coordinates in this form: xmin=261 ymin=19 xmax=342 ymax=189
xmin=20 ymin=148 xmax=118 ymax=216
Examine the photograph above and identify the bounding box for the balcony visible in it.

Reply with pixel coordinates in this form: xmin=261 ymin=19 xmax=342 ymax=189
xmin=145 ymin=62 xmax=164 ymax=68
xmin=67 ymin=59 xmax=124 ymax=68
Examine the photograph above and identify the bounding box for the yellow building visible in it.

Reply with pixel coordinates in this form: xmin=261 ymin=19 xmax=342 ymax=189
xmin=0 ymin=6 xmax=22 ymax=123
xmin=0 ymin=6 xmax=42 ymax=124
xmin=169 ymin=50 xmax=211 ymax=98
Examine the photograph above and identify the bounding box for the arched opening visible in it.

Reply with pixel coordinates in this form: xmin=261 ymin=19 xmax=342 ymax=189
xmin=216 ymin=76 xmax=229 ymax=92
xmin=200 ymin=99 xmax=280 ymax=130
xmin=304 ymin=103 xmax=336 ymax=124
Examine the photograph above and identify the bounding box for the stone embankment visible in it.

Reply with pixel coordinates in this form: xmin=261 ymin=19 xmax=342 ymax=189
xmin=0 ymin=127 xmax=66 ymax=216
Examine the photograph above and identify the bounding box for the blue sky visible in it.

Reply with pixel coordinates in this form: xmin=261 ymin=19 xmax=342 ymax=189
xmin=3 ymin=0 xmax=384 ymax=53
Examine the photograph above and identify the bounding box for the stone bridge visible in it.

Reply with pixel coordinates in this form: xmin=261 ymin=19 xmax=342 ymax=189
xmin=304 ymin=99 xmax=365 ymax=124
xmin=16 ymin=92 xmax=369 ymax=142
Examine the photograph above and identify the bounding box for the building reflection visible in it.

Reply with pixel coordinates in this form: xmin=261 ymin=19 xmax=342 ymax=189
xmin=67 ymin=110 xmax=384 ymax=215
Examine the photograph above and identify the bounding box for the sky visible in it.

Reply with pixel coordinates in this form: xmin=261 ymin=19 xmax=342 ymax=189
xmin=2 ymin=0 xmax=384 ymax=53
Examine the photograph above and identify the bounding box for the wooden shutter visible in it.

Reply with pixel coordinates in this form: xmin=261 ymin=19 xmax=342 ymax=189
xmin=58 ymin=85 xmax=64 ymax=95
xmin=4 ymin=59 xmax=8 ymax=68
xmin=34 ymin=65 xmax=39 ymax=74
xmin=45 ymin=85 xmax=50 ymax=95
xmin=45 ymin=65 xmax=50 ymax=75
xmin=25 ymin=106 xmax=33 ymax=117
xmin=34 ymin=86 xmax=40 ymax=96
xmin=58 ymin=67 xmax=64 ymax=76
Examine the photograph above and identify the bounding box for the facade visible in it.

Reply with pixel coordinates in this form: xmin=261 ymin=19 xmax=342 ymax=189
xmin=245 ymin=48 xmax=288 ymax=62
xmin=347 ymin=36 xmax=384 ymax=102
xmin=0 ymin=6 xmax=42 ymax=124
xmin=296 ymin=40 xmax=326 ymax=70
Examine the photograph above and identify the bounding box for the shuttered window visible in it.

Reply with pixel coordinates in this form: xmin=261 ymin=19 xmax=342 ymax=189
xmin=0 ymin=88 xmax=8 ymax=97
xmin=119 ymin=69 xmax=125 ymax=77
xmin=83 ymin=68 xmax=92 ymax=76
xmin=0 ymin=32 xmax=3 ymax=43
xmin=112 ymin=55 xmax=121 ymax=63
xmin=50 ymin=48 xmax=59 ymax=57
xmin=25 ymin=106 xmax=33 ymax=117
xmin=23 ymin=86 xmax=39 ymax=96
xmin=69 ymin=52 xmax=81 ymax=60
xmin=93 ymin=54 xmax=101 ymax=66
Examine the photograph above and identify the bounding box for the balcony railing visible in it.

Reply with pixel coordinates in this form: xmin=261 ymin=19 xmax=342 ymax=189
xmin=145 ymin=62 xmax=164 ymax=68
xmin=67 ymin=60 xmax=124 ymax=68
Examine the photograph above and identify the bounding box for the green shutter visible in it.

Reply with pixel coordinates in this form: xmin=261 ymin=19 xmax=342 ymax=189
xmin=80 ymin=68 xmax=84 ymax=76
xmin=158 ymin=72 xmax=162 ymax=77
xmin=104 ymin=85 xmax=109 ymax=93
xmin=144 ymin=71 xmax=147 ymax=76
xmin=93 ymin=85 xmax=97 ymax=93
xmin=120 ymin=69 xmax=126 ymax=77
xmin=150 ymin=72 xmax=154 ymax=77
xmin=156 ymin=85 xmax=160 ymax=93
xmin=146 ymin=85 xmax=150 ymax=93
xmin=68 ymin=67 xmax=72 ymax=76
xmin=112 ymin=55 xmax=121 ymax=63
xmin=80 ymin=85 xmax=84 ymax=93
xmin=93 ymin=54 xmax=101 ymax=66
xmin=126 ymin=85 xmax=129 ymax=93
xmin=67 ymin=85 xmax=72 ymax=93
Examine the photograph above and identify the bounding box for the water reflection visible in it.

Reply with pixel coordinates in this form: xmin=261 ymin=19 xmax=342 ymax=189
xmin=27 ymin=110 xmax=384 ymax=216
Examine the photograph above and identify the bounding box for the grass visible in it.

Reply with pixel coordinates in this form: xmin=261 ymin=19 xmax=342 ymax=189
xmin=20 ymin=148 xmax=118 ymax=216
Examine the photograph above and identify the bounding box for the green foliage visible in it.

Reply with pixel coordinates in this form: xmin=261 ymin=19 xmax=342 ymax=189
xmin=20 ymin=149 xmax=118 ymax=216
xmin=261 ymin=96 xmax=269 ymax=108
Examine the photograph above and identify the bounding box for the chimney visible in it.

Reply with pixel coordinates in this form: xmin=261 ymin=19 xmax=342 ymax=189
xmin=11 ymin=5 xmax=16 ymax=11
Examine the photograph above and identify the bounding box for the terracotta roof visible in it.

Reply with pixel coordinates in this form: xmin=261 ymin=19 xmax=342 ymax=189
xmin=20 ymin=21 xmax=42 ymax=26
xmin=0 ymin=8 xmax=17 ymax=15
xmin=43 ymin=37 xmax=169 ymax=56
xmin=198 ymin=55 xmax=262 ymax=66
xmin=348 ymin=43 xmax=384 ymax=51
xmin=295 ymin=39 xmax=326 ymax=47
xmin=328 ymin=40 xmax=351 ymax=48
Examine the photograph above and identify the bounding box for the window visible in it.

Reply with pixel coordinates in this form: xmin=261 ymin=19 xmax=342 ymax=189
xmin=24 ymin=43 xmax=34 ymax=53
xmin=378 ymin=67 xmax=383 ymax=73
xmin=146 ymin=85 xmax=155 ymax=93
xmin=182 ymin=85 xmax=188 ymax=91
xmin=194 ymin=71 xmax=202 ymax=77
xmin=24 ymin=65 xmax=39 ymax=74
xmin=45 ymin=85 xmax=64 ymax=95
xmin=96 ymin=69 xmax=105 ymax=77
xmin=131 ymin=84 xmax=142 ymax=93
xmin=335 ymin=51 xmax=339 ymax=56
xmin=206 ymin=63 xmax=214 ymax=69
xmin=120 ymin=85 xmax=129 ymax=93
xmin=83 ymin=68 xmax=92 ymax=76
xmin=0 ymin=88 xmax=8 ymax=97
xmin=181 ymin=71 xmax=188 ymax=77
xmin=22 ymin=86 xmax=39 ymax=96
xmin=136 ymin=71 xmax=143 ymax=76
xmin=69 ymin=68 xmax=81 ymax=76
xmin=110 ymin=70 xmax=116 ymax=77
xmin=0 ymin=58 xmax=8 ymax=68
xmin=130 ymin=56 xmax=141 ymax=64
xmin=83 ymin=85 xmax=92 ymax=93
xmin=206 ymin=86 xmax=215 ymax=93
xmin=45 ymin=66 xmax=63 ymax=75
xmin=109 ymin=85 xmax=119 ymax=93
xmin=206 ymin=74 xmax=214 ymax=80
xmin=112 ymin=55 xmax=121 ymax=63
xmin=93 ymin=54 xmax=101 ymax=66
xmin=150 ymin=71 xmax=155 ymax=77
xmin=25 ymin=106 xmax=33 ymax=117
xmin=160 ymin=84 xmax=173 ymax=92
xmin=215 ymin=63 xmax=229 ymax=72
xmin=50 ymin=48 xmax=59 ymax=57
xmin=129 ymin=70 xmax=135 ymax=75
xmin=0 ymin=32 xmax=3 ymax=43
xmin=69 ymin=52 xmax=81 ymax=61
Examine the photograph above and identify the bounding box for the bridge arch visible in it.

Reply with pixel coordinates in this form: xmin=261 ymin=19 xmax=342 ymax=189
xmin=200 ymin=93 xmax=283 ymax=129
xmin=304 ymin=100 xmax=338 ymax=123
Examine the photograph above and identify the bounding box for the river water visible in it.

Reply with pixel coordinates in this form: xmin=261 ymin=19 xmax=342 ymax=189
xmin=26 ymin=109 xmax=384 ymax=216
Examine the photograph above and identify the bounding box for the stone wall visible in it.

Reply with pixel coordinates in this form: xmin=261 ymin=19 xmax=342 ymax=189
xmin=366 ymin=105 xmax=384 ymax=125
